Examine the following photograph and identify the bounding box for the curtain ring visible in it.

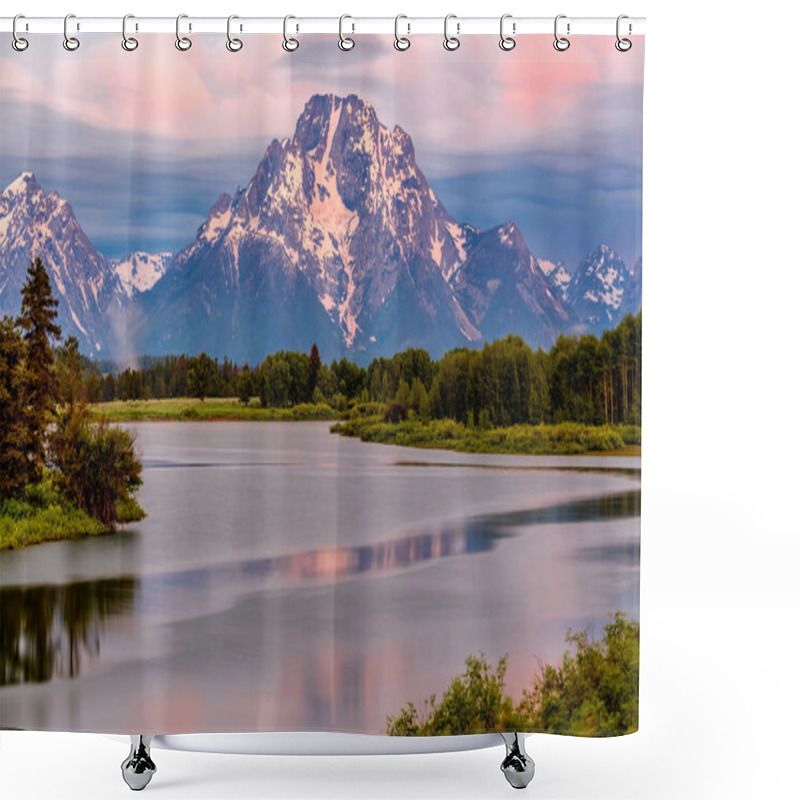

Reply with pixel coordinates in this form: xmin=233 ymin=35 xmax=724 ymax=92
xmin=121 ymin=14 xmax=138 ymax=51
xmin=443 ymin=14 xmax=460 ymax=51
xmin=283 ymin=15 xmax=299 ymax=51
xmin=12 ymin=14 xmax=29 ymax=51
xmin=553 ymin=14 xmax=570 ymax=51
xmin=176 ymin=14 xmax=192 ymax=51
xmin=339 ymin=14 xmax=354 ymax=51
xmin=63 ymin=14 xmax=80 ymax=51
xmin=394 ymin=14 xmax=410 ymax=51
xmin=226 ymin=14 xmax=243 ymax=51
xmin=615 ymin=14 xmax=632 ymax=52
xmin=499 ymin=14 xmax=515 ymax=51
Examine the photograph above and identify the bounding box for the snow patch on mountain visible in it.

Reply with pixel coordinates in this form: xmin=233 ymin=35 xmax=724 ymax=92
xmin=538 ymin=258 xmax=572 ymax=300
xmin=111 ymin=251 xmax=172 ymax=297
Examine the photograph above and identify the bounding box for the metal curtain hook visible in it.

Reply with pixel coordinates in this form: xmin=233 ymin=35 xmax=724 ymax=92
xmin=499 ymin=14 xmax=515 ymax=51
xmin=339 ymin=14 xmax=354 ymax=50
xmin=63 ymin=14 xmax=80 ymax=51
xmin=616 ymin=14 xmax=632 ymax=51
xmin=12 ymin=14 xmax=29 ymax=51
xmin=553 ymin=14 xmax=570 ymax=51
xmin=394 ymin=14 xmax=410 ymax=51
xmin=226 ymin=14 xmax=243 ymax=51
xmin=443 ymin=14 xmax=460 ymax=51
xmin=283 ymin=15 xmax=299 ymax=51
xmin=176 ymin=14 xmax=192 ymax=51
xmin=121 ymin=14 xmax=138 ymax=51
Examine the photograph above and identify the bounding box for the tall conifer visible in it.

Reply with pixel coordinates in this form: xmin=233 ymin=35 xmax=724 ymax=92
xmin=18 ymin=257 xmax=61 ymax=473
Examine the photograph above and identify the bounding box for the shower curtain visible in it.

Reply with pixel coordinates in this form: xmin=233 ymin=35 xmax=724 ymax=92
xmin=0 ymin=27 xmax=643 ymax=739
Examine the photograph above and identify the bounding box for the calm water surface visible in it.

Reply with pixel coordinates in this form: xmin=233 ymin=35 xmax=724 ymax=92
xmin=0 ymin=421 xmax=640 ymax=734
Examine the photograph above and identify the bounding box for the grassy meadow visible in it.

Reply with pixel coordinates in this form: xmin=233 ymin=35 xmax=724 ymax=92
xmin=89 ymin=398 xmax=342 ymax=422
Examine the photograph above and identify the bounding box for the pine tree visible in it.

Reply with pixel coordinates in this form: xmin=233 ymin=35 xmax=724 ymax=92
xmin=55 ymin=336 xmax=85 ymax=410
xmin=309 ymin=342 xmax=322 ymax=398
xmin=0 ymin=317 xmax=29 ymax=498
xmin=18 ymin=257 xmax=61 ymax=474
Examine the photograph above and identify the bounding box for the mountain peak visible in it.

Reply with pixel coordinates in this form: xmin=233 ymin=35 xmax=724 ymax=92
xmin=293 ymin=93 xmax=378 ymax=148
xmin=593 ymin=243 xmax=615 ymax=258
xmin=127 ymin=92 xmax=577 ymax=361
xmin=1 ymin=170 xmax=41 ymax=201
xmin=0 ymin=172 xmax=124 ymax=355
xmin=498 ymin=220 xmax=525 ymax=248
xmin=565 ymin=244 xmax=631 ymax=330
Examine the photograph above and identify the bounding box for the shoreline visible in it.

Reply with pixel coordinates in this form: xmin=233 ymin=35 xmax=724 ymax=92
xmin=87 ymin=399 xmax=640 ymax=457
xmin=331 ymin=418 xmax=641 ymax=458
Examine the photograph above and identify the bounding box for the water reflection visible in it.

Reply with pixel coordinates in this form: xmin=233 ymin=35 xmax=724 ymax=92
xmin=141 ymin=490 xmax=641 ymax=591
xmin=0 ymin=490 xmax=638 ymax=690
xmin=0 ymin=578 xmax=136 ymax=687
xmin=484 ymin=490 xmax=641 ymax=527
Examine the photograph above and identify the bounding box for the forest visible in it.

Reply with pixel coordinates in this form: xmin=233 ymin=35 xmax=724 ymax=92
xmin=73 ymin=312 xmax=642 ymax=429
xmin=1 ymin=258 xmax=144 ymax=549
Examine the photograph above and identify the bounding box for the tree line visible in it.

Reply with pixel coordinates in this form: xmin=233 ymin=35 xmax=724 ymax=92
xmin=75 ymin=311 xmax=641 ymax=428
xmin=0 ymin=258 xmax=143 ymax=525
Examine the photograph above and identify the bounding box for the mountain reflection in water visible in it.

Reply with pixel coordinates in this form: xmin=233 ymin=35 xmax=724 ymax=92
xmin=0 ymin=490 xmax=639 ymax=688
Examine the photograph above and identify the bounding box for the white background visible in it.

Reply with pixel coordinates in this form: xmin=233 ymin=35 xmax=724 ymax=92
xmin=2 ymin=1 xmax=798 ymax=798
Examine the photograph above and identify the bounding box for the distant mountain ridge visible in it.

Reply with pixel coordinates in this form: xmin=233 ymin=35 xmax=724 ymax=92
xmin=0 ymin=94 xmax=641 ymax=362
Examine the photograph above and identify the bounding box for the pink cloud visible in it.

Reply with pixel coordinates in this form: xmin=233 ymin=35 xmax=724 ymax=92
xmin=1 ymin=33 xmax=643 ymax=156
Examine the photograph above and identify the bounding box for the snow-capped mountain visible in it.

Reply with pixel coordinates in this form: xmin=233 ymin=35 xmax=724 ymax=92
xmin=565 ymin=245 xmax=638 ymax=333
xmin=450 ymin=220 xmax=572 ymax=346
xmin=0 ymin=171 xmax=125 ymax=353
xmin=132 ymin=93 xmax=572 ymax=362
xmin=111 ymin=251 xmax=172 ymax=297
xmin=0 ymin=97 xmax=641 ymax=363
xmin=538 ymin=258 xmax=572 ymax=301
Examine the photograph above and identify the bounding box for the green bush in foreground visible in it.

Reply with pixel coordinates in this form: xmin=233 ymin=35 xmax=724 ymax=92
xmin=386 ymin=612 xmax=639 ymax=737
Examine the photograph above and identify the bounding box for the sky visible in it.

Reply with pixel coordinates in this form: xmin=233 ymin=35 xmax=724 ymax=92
xmin=0 ymin=33 xmax=643 ymax=269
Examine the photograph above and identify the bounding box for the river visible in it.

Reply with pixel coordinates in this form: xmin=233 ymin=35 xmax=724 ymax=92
xmin=0 ymin=421 xmax=640 ymax=734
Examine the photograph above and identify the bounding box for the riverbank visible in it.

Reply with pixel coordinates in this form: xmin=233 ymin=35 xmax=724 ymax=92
xmin=87 ymin=399 xmax=640 ymax=456
xmin=331 ymin=417 xmax=641 ymax=456
xmin=0 ymin=501 xmax=106 ymax=550
xmin=0 ymin=480 xmax=145 ymax=551
xmin=89 ymin=398 xmax=342 ymax=422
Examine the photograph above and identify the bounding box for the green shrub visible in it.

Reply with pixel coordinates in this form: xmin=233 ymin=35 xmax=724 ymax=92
xmin=1 ymin=503 xmax=106 ymax=550
xmin=51 ymin=408 xmax=144 ymax=526
xmin=386 ymin=611 xmax=639 ymax=737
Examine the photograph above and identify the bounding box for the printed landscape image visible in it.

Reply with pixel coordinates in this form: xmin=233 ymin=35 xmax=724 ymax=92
xmin=1 ymin=35 xmax=641 ymax=737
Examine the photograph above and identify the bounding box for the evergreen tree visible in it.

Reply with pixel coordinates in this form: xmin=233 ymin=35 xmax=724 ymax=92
xmin=18 ymin=257 xmax=61 ymax=473
xmin=309 ymin=342 xmax=322 ymax=396
xmin=55 ymin=336 xmax=85 ymax=410
xmin=237 ymin=365 xmax=253 ymax=406
xmin=186 ymin=352 xmax=216 ymax=402
xmin=0 ymin=317 xmax=29 ymax=498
